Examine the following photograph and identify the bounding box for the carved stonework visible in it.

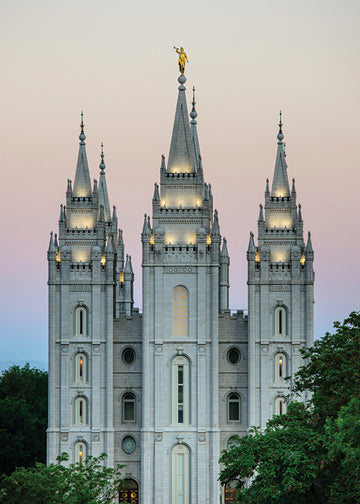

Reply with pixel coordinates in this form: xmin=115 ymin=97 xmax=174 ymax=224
xmin=164 ymin=267 xmax=195 ymax=274
xmin=198 ymin=432 xmax=206 ymax=442
xmin=269 ymin=285 xmax=291 ymax=292
xmin=70 ymin=285 xmax=91 ymax=292
xmin=155 ymin=432 xmax=163 ymax=442
xmin=61 ymin=433 xmax=68 ymax=442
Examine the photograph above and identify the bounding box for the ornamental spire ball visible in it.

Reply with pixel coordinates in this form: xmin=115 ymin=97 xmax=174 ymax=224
xmin=277 ymin=111 xmax=284 ymax=141
xmin=79 ymin=111 xmax=86 ymax=143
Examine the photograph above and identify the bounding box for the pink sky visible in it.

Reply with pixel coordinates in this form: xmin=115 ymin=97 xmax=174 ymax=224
xmin=1 ymin=0 xmax=359 ymax=365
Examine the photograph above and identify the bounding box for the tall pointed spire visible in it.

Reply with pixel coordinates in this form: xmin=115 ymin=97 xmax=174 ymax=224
xmin=190 ymin=86 xmax=201 ymax=170
xmin=98 ymin=143 xmax=111 ymax=221
xmin=271 ymin=112 xmax=290 ymax=198
xmin=167 ymin=75 xmax=196 ymax=173
xmin=73 ymin=112 xmax=92 ymax=197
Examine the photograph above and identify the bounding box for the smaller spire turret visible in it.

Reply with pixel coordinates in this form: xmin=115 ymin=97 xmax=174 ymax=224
xmin=54 ymin=233 xmax=59 ymax=249
xmin=247 ymin=231 xmax=256 ymax=253
xmin=59 ymin=204 xmax=65 ymax=223
xmin=298 ymin=203 xmax=303 ymax=222
xmin=265 ymin=178 xmax=270 ymax=196
xmin=305 ymin=231 xmax=313 ymax=254
xmin=98 ymin=143 xmax=111 ymax=221
xmin=160 ymin=154 xmax=166 ymax=171
xmin=221 ymin=237 xmax=229 ymax=258
xmin=142 ymin=214 xmax=150 ymax=236
xmin=291 ymin=178 xmax=296 ymax=196
xmin=153 ymin=183 xmax=160 ymax=202
xmin=48 ymin=231 xmax=55 ymax=253
xmin=211 ymin=209 xmax=220 ymax=235
xmin=117 ymin=228 xmax=124 ymax=246
xmin=93 ymin=179 xmax=98 ymax=194
xmin=258 ymin=203 xmax=264 ymax=223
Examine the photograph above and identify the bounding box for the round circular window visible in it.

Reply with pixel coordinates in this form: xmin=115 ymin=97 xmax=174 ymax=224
xmin=122 ymin=435 xmax=136 ymax=454
xmin=227 ymin=348 xmax=240 ymax=365
xmin=122 ymin=347 xmax=136 ymax=365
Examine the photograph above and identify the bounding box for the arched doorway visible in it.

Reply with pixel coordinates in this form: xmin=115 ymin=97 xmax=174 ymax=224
xmin=224 ymin=480 xmax=237 ymax=504
xmin=119 ymin=478 xmax=138 ymax=504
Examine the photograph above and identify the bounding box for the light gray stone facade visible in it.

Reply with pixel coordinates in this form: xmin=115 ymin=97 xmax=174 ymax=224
xmin=47 ymin=79 xmax=314 ymax=504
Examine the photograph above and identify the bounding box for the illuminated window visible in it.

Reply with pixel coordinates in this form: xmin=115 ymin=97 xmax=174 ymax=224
xmin=228 ymin=393 xmax=241 ymax=422
xmin=275 ymin=396 xmax=287 ymax=415
xmin=274 ymin=305 xmax=287 ymax=336
xmin=75 ymin=441 xmax=86 ymax=464
xmin=75 ymin=353 xmax=87 ymax=383
xmin=74 ymin=396 xmax=87 ymax=425
xmin=123 ymin=393 xmax=136 ymax=422
xmin=173 ymin=286 xmax=188 ymax=337
xmin=172 ymin=444 xmax=190 ymax=504
xmin=74 ymin=305 xmax=88 ymax=337
xmin=172 ymin=355 xmax=190 ymax=424
xmin=119 ymin=478 xmax=139 ymax=503
xmin=275 ymin=353 xmax=286 ymax=382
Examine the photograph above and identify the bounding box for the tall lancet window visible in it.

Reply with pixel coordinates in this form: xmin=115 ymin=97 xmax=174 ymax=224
xmin=172 ymin=444 xmax=190 ymax=504
xmin=275 ymin=396 xmax=287 ymax=415
xmin=275 ymin=353 xmax=287 ymax=383
xmin=75 ymin=441 xmax=86 ymax=464
xmin=172 ymin=355 xmax=190 ymax=424
xmin=75 ymin=353 xmax=87 ymax=383
xmin=173 ymin=286 xmax=188 ymax=337
xmin=74 ymin=305 xmax=88 ymax=337
xmin=74 ymin=396 xmax=88 ymax=425
xmin=274 ymin=305 xmax=287 ymax=336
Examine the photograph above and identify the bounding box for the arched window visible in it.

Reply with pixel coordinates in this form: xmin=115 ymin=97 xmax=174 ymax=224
xmin=228 ymin=393 xmax=241 ymax=422
xmin=172 ymin=355 xmax=190 ymax=425
xmin=75 ymin=305 xmax=88 ymax=337
xmin=274 ymin=305 xmax=287 ymax=336
xmin=74 ymin=441 xmax=86 ymax=464
xmin=75 ymin=352 xmax=87 ymax=383
xmin=172 ymin=444 xmax=190 ymax=504
xmin=173 ymin=286 xmax=188 ymax=337
xmin=74 ymin=396 xmax=88 ymax=425
xmin=274 ymin=353 xmax=286 ymax=382
xmin=122 ymin=392 xmax=136 ymax=422
xmin=275 ymin=396 xmax=287 ymax=415
xmin=119 ymin=478 xmax=139 ymax=503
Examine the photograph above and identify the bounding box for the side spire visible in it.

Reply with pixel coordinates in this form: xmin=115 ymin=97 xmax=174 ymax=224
xmin=167 ymin=75 xmax=196 ymax=173
xmin=190 ymin=86 xmax=201 ymax=170
xmin=271 ymin=112 xmax=290 ymax=198
xmin=98 ymin=143 xmax=111 ymax=221
xmin=73 ymin=112 xmax=92 ymax=197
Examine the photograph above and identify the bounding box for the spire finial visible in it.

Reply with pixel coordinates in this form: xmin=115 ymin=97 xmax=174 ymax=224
xmin=277 ymin=111 xmax=284 ymax=142
xmin=190 ymin=86 xmax=197 ymax=120
xmin=79 ymin=111 xmax=86 ymax=143
xmin=99 ymin=142 xmax=106 ymax=171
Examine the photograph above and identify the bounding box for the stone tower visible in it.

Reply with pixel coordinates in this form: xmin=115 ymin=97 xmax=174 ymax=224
xmin=47 ymin=116 xmax=133 ymax=465
xmin=247 ymin=114 xmax=315 ymax=429
xmin=140 ymin=75 xmax=222 ymax=503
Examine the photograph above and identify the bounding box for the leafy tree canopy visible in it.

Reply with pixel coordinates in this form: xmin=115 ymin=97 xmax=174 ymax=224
xmin=219 ymin=311 xmax=360 ymax=503
xmin=0 ymin=453 xmax=124 ymax=504
xmin=0 ymin=364 xmax=48 ymax=474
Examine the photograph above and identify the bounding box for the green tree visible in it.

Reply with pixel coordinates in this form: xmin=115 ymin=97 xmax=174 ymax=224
xmin=0 ymin=453 xmax=124 ymax=504
xmin=0 ymin=364 xmax=48 ymax=474
xmin=219 ymin=311 xmax=360 ymax=503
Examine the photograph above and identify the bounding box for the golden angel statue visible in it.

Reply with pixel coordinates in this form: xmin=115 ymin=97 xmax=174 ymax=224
xmin=173 ymin=46 xmax=188 ymax=75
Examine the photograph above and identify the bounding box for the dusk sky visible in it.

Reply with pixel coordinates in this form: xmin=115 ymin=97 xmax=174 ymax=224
xmin=1 ymin=0 xmax=359 ymax=368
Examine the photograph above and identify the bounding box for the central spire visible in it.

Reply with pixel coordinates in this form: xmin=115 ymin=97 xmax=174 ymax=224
xmin=167 ymin=75 xmax=197 ymax=173
xmin=271 ymin=111 xmax=290 ymax=198
xmin=73 ymin=112 xmax=92 ymax=197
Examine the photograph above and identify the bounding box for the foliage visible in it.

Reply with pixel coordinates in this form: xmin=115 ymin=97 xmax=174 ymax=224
xmin=0 ymin=453 xmax=124 ymax=504
xmin=219 ymin=311 xmax=360 ymax=503
xmin=0 ymin=363 xmax=48 ymax=474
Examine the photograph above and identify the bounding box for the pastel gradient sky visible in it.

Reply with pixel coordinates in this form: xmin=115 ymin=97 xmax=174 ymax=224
xmin=1 ymin=0 xmax=359 ymax=366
